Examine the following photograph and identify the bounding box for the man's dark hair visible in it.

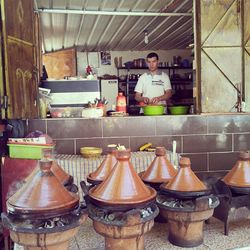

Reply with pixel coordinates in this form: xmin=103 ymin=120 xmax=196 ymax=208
xmin=147 ymin=52 xmax=159 ymax=60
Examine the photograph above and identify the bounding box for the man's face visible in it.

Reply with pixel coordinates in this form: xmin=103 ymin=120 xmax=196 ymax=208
xmin=147 ymin=57 xmax=158 ymax=72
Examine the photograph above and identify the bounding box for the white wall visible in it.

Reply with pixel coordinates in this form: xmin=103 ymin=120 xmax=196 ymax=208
xmin=76 ymin=49 xmax=192 ymax=77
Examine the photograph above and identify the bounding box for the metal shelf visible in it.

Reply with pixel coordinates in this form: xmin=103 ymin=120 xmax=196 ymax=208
xmin=116 ymin=66 xmax=194 ymax=106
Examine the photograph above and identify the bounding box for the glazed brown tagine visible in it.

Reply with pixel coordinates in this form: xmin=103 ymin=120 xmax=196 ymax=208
xmin=157 ymin=157 xmax=219 ymax=247
xmin=222 ymin=151 xmax=250 ymax=194
xmin=87 ymin=149 xmax=117 ymax=185
xmin=139 ymin=146 xmax=177 ymax=190
xmin=1 ymin=159 xmax=87 ymax=250
xmin=84 ymin=149 xmax=159 ymax=250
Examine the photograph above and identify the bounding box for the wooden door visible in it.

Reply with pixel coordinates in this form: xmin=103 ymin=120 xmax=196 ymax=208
xmin=199 ymin=0 xmax=243 ymax=112
xmin=1 ymin=0 xmax=38 ymax=119
xmin=0 ymin=18 xmax=5 ymax=119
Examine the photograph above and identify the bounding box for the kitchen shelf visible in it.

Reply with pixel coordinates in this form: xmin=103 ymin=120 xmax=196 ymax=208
xmin=116 ymin=66 xmax=192 ymax=70
xmin=116 ymin=66 xmax=194 ymax=106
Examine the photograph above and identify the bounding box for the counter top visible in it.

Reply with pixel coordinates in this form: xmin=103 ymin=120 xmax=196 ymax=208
xmin=36 ymin=112 xmax=250 ymax=120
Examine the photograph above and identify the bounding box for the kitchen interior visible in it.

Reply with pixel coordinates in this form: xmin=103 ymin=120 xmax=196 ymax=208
xmin=1 ymin=0 xmax=250 ymax=250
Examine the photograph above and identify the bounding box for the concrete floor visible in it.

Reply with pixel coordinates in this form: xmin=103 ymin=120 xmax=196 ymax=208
xmin=69 ymin=216 xmax=250 ymax=250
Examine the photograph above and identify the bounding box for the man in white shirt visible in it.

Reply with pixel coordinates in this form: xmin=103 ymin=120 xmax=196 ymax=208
xmin=134 ymin=52 xmax=172 ymax=106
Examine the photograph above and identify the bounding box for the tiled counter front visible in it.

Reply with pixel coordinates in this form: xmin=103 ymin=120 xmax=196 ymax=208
xmin=27 ymin=114 xmax=250 ymax=174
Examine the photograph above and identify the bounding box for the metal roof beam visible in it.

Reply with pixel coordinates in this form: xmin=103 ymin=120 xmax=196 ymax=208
xmin=36 ymin=8 xmax=192 ymax=17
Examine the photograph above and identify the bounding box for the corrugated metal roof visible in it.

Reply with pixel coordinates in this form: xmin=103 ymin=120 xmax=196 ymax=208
xmin=35 ymin=0 xmax=193 ymax=53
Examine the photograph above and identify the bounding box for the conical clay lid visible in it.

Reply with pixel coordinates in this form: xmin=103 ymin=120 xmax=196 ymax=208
xmin=24 ymin=161 xmax=72 ymax=186
xmin=7 ymin=159 xmax=79 ymax=218
xmin=87 ymin=151 xmax=117 ymax=183
xmin=161 ymin=157 xmax=207 ymax=192
xmin=51 ymin=161 xmax=71 ymax=185
xmin=88 ymin=149 xmax=156 ymax=207
xmin=141 ymin=147 xmax=177 ymax=183
xmin=222 ymin=151 xmax=250 ymax=187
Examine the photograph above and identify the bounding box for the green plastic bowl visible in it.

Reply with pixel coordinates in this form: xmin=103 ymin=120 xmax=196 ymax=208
xmin=142 ymin=105 xmax=165 ymax=116
xmin=168 ymin=106 xmax=189 ymax=115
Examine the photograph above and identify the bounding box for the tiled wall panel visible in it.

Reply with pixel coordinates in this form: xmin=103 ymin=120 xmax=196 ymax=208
xmin=27 ymin=114 xmax=250 ymax=172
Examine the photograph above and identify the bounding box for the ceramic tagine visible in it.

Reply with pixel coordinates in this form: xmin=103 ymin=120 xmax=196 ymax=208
xmin=7 ymin=159 xmax=79 ymax=219
xmin=222 ymin=151 xmax=250 ymax=193
xmin=88 ymin=149 xmax=157 ymax=210
xmin=160 ymin=157 xmax=210 ymax=199
xmin=140 ymin=147 xmax=177 ymax=190
xmin=87 ymin=149 xmax=117 ymax=185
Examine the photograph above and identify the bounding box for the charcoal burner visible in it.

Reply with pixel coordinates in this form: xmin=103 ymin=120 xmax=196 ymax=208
xmin=157 ymin=157 xmax=219 ymax=247
xmin=211 ymin=178 xmax=250 ymax=235
xmin=1 ymin=205 xmax=87 ymax=249
xmin=1 ymin=159 xmax=88 ymax=250
xmin=87 ymin=200 xmax=158 ymax=250
xmin=157 ymin=194 xmax=219 ymax=247
xmin=83 ymin=149 xmax=159 ymax=250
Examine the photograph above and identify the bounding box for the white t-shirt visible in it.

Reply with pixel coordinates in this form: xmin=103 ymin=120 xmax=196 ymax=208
xmin=134 ymin=71 xmax=172 ymax=104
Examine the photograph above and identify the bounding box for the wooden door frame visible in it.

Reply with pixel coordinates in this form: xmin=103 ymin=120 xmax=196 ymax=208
xmin=194 ymin=0 xmax=247 ymax=113
xmin=194 ymin=0 xmax=202 ymax=114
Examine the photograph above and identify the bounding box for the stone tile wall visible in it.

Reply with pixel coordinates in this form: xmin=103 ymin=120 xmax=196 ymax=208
xmin=27 ymin=114 xmax=250 ymax=174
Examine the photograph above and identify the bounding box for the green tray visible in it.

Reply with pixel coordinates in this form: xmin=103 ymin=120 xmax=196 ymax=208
xmin=8 ymin=143 xmax=54 ymax=159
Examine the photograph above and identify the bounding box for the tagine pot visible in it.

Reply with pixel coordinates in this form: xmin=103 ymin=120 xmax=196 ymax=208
xmin=88 ymin=149 xmax=157 ymax=210
xmin=7 ymin=159 xmax=79 ymax=218
xmin=160 ymin=157 xmax=210 ymax=199
xmin=140 ymin=147 xmax=177 ymax=190
xmin=139 ymin=147 xmax=177 ymax=223
xmin=222 ymin=151 xmax=250 ymax=194
xmin=87 ymin=150 xmax=117 ymax=185
xmin=2 ymin=159 xmax=87 ymax=250
xmin=87 ymin=149 xmax=159 ymax=250
xmin=157 ymin=157 xmax=218 ymax=247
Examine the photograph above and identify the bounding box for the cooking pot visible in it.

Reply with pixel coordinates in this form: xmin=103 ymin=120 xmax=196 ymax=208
xmin=168 ymin=106 xmax=189 ymax=115
xmin=142 ymin=105 xmax=165 ymax=116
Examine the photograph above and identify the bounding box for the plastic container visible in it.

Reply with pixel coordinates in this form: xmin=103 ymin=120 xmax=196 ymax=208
xmin=116 ymin=92 xmax=127 ymax=113
xmin=49 ymin=107 xmax=83 ymax=118
xmin=168 ymin=106 xmax=189 ymax=115
xmin=8 ymin=143 xmax=54 ymax=159
xmin=142 ymin=105 xmax=164 ymax=116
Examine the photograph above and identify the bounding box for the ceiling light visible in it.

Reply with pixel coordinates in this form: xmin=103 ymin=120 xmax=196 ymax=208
xmin=144 ymin=30 xmax=149 ymax=44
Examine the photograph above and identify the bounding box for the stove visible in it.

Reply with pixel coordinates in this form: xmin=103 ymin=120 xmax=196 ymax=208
xmin=82 ymin=149 xmax=159 ymax=250
xmin=1 ymin=159 xmax=88 ymax=250
xmin=86 ymin=200 xmax=158 ymax=250
xmin=211 ymin=178 xmax=250 ymax=235
xmin=157 ymin=194 xmax=219 ymax=247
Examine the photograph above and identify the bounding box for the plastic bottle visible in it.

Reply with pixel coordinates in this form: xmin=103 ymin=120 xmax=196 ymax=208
xmin=116 ymin=92 xmax=126 ymax=113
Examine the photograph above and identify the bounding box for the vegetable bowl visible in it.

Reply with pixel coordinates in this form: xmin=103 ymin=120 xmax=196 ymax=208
xmin=168 ymin=106 xmax=189 ymax=115
xmin=142 ymin=105 xmax=165 ymax=116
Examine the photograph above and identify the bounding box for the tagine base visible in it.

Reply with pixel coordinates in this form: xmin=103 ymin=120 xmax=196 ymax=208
xmin=160 ymin=208 xmax=214 ymax=247
xmin=93 ymin=219 xmax=154 ymax=250
xmin=9 ymin=226 xmax=80 ymax=250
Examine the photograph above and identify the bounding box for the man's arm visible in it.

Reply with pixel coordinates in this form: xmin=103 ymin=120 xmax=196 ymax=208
xmin=150 ymin=89 xmax=172 ymax=104
xmin=135 ymin=92 xmax=150 ymax=104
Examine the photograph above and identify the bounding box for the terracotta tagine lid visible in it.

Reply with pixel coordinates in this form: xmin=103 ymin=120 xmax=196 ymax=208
xmin=51 ymin=161 xmax=72 ymax=185
xmin=160 ymin=157 xmax=209 ymax=199
xmin=24 ymin=161 xmax=72 ymax=186
xmin=222 ymin=151 xmax=250 ymax=188
xmin=140 ymin=147 xmax=177 ymax=183
xmin=87 ymin=150 xmax=117 ymax=184
xmin=7 ymin=159 xmax=79 ymax=218
xmin=88 ymin=149 xmax=156 ymax=209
